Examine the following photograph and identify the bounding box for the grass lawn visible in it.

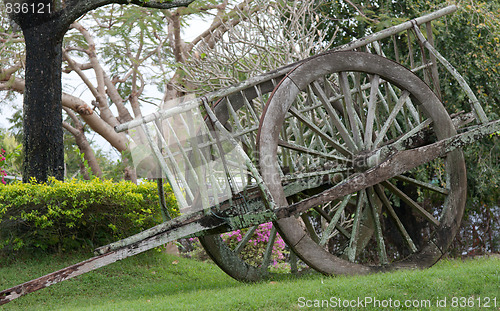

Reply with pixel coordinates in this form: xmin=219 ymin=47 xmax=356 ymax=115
xmin=0 ymin=250 xmax=499 ymax=310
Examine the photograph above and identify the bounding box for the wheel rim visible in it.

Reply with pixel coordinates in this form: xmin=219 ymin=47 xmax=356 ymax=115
xmin=258 ymin=51 xmax=467 ymax=274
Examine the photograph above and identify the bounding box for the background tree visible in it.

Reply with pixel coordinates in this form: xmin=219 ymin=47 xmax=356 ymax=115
xmin=1 ymin=0 xmax=268 ymax=182
xmin=2 ymin=0 xmax=194 ymax=183
xmin=180 ymin=0 xmax=335 ymax=92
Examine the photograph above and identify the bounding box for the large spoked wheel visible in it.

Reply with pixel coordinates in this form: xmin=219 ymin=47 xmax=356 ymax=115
xmin=258 ymin=51 xmax=467 ymax=275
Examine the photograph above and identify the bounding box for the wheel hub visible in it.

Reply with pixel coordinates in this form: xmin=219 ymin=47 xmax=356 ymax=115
xmin=353 ymin=150 xmax=381 ymax=172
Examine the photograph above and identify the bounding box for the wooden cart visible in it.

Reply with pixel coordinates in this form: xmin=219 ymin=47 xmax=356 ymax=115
xmin=2 ymin=4 xmax=499 ymax=305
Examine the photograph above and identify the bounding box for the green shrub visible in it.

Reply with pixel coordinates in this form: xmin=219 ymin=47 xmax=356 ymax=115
xmin=0 ymin=178 xmax=178 ymax=254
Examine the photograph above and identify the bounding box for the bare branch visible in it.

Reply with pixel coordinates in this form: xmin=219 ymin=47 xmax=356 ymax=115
xmin=62 ymin=107 xmax=104 ymax=178
xmin=68 ymin=21 xmax=132 ymax=126
xmin=188 ymin=0 xmax=254 ymax=52
xmin=62 ymin=50 xmax=101 ymax=101
xmin=0 ymin=77 xmax=24 ymax=93
xmin=343 ymin=0 xmax=379 ymax=24
xmin=180 ymin=0 xmax=336 ymax=92
xmin=63 ymin=61 xmax=93 ymax=74
xmin=62 ymin=121 xmax=80 ymax=137
xmin=0 ymin=63 xmax=22 ymax=81
xmin=61 ymin=0 xmax=195 ymax=31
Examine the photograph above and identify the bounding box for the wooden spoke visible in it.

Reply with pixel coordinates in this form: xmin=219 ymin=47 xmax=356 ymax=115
xmin=405 ymin=97 xmax=421 ymax=125
xmin=339 ymin=72 xmax=363 ymax=149
xmin=394 ymin=175 xmax=449 ymax=195
xmin=390 ymin=118 xmax=432 ymax=149
xmin=373 ymin=90 xmax=410 ymax=147
xmin=234 ymin=225 xmax=259 ymax=254
xmin=350 ymin=72 xmax=368 ymax=129
xmin=282 ymin=168 xmax=349 ymax=182
xmin=382 ymin=180 xmax=440 ymax=227
xmin=289 ymin=107 xmax=352 ymax=157
xmin=367 ymin=187 xmax=389 ymax=265
xmin=313 ymin=205 xmax=351 ymax=239
xmin=377 ymin=88 xmax=404 ymax=134
xmin=385 ymin=82 xmax=421 ymax=126
xmin=310 ymin=81 xmax=358 ymax=151
xmin=319 ymin=194 xmax=353 ymax=246
xmin=374 ymin=184 xmax=418 ymax=253
xmin=364 ymin=74 xmax=380 ymax=149
xmin=301 ymin=213 xmax=320 ymax=244
xmin=322 ymin=76 xmax=344 ymax=112
xmin=346 ymin=190 xmax=366 ymax=262
xmin=260 ymin=226 xmax=278 ymax=269
xmin=278 ymin=139 xmax=352 ymax=164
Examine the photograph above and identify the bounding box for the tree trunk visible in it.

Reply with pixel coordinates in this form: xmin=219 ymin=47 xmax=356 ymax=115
xmin=22 ymin=27 xmax=64 ymax=182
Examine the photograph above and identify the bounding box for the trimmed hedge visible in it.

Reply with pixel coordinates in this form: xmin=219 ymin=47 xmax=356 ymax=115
xmin=0 ymin=178 xmax=178 ymax=254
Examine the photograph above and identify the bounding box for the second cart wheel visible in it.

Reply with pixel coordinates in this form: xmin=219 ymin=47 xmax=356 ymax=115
xmin=195 ymin=82 xmax=299 ymax=281
xmin=258 ymin=51 xmax=467 ymax=274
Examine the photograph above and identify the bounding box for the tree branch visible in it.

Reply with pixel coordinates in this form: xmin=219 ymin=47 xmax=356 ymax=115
xmin=62 ymin=107 xmax=104 ymax=178
xmin=343 ymin=0 xmax=379 ymax=24
xmin=0 ymin=74 xmax=128 ymax=152
xmin=61 ymin=0 xmax=195 ymax=32
xmin=188 ymin=0 xmax=254 ymax=52
xmin=0 ymin=63 xmax=23 ymax=82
